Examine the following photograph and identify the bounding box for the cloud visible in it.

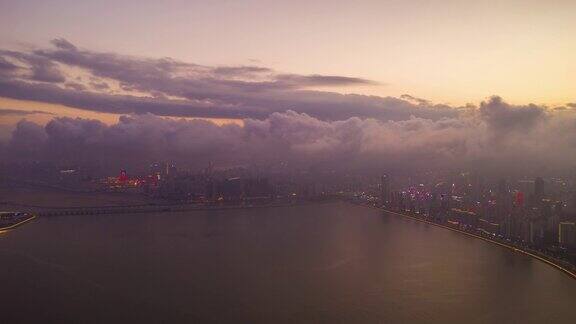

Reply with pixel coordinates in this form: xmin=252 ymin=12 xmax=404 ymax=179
xmin=0 ymin=108 xmax=54 ymax=116
xmin=400 ymin=94 xmax=432 ymax=106
xmin=479 ymin=96 xmax=547 ymax=132
xmin=89 ymin=81 xmax=110 ymax=90
xmin=30 ymin=64 xmax=66 ymax=83
xmin=8 ymin=119 xmax=48 ymax=156
xmin=0 ymin=56 xmax=19 ymax=71
xmin=64 ymin=82 xmax=87 ymax=91
xmin=0 ymin=78 xmax=265 ymax=118
xmin=2 ymin=39 xmax=574 ymax=175
xmin=0 ymin=39 xmax=456 ymax=121
xmin=274 ymin=74 xmax=378 ymax=87
xmin=5 ymin=102 xmax=576 ymax=174
xmin=50 ymin=38 xmax=77 ymax=51
xmin=212 ymin=65 xmax=273 ymax=77
xmin=0 ymin=49 xmax=66 ymax=83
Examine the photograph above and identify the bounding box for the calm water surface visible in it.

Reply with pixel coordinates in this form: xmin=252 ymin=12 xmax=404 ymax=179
xmin=1 ymin=202 xmax=575 ymax=323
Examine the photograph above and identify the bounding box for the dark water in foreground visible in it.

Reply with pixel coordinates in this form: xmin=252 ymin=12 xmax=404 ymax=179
xmin=1 ymin=202 xmax=575 ymax=323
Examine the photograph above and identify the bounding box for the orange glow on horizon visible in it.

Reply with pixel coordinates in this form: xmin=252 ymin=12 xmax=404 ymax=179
xmin=0 ymin=97 xmax=243 ymax=127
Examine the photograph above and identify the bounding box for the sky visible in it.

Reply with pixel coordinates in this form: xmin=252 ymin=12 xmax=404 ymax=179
xmin=1 ymin=0 xmax=575 ymax=105
xmin=1 ymin=0 xmax=576 ymax=172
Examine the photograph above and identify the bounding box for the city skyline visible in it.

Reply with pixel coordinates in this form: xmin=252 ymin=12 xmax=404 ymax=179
xmin=1 ymin=2 xmax=576 ymax=321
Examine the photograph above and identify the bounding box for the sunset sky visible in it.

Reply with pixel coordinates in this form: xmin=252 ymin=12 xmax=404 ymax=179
xmin=1 ymin=0 xmax=576 ymax=171
xmin=1 ymin=0 xmax=575 ymax=114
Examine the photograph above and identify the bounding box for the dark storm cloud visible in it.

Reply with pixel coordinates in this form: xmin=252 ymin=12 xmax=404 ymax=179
xmin=0 ymin=39 xmax=458 ymax=121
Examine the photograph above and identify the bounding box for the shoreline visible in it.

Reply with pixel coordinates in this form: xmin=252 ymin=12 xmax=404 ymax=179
xmin=0 ymin=215 xmax=37 ymax=233
xmin=362 ymin=204 xmax=576 ymax=280
xmin=6 ymin=199 xmax=576 ymax=280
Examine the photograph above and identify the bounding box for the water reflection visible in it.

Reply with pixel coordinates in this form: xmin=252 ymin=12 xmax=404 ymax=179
xmin=0 ymin=202 xmax=575 ymax=323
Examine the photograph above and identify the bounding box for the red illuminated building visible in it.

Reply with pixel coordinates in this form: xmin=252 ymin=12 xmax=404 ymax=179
xmin=119 ymin=169 xmax=128 ymax=182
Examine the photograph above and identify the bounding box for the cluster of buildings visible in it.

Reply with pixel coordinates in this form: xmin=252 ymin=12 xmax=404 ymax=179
xmin=8 ymin=159 xmax=576 ymax=254
xmin=98 ymin=162 xmax=335 ymax=204
xmin=377 ymin=174 xmax=576 ymax=254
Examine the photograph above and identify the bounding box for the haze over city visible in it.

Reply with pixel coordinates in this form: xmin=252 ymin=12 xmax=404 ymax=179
xmin=1 ymin=1 xmax=576 ymax=323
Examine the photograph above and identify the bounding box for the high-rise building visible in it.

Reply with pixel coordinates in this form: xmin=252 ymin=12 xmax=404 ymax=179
xmin=515 ymin=191 xmax=525 ymax=207
xmin=518 ymin=180 xmax=533 ymax=200
xmin=119 ymin=169 xmax=128 ymax=182
xmin=496 ymin=179 xmax=512 ymax=222
xmin=498 ymin=178 xmax=508 ymax=196
xmin=529 ymin=221 xmax=546 ymax=246
xmin=548 ymin=201 xmax=562 ymax=238
xmin=380 ymin=174 xmax=390 ymax=206
xmin=161 ymin=162 xmax=177 ymax=178
xmin=150 ymin=162 xmax=162 ymax=176
xmin=559 ymin=222 xmax=576 ymax=248
xmin=568 ymin=191 xmax=576 ymax=213
xmin=534 ymin=177 xmax=545 ymax=201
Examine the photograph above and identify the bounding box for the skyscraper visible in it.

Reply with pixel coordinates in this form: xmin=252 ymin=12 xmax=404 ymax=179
xmin=559 ymin=222 xmax=576 ymax=248
xmin=498 ymin=178 xmax=508 ymax=196
xmin=380 ymin=174 xmax=390 ymax=206
xmin=119 ymin=169 xmax=128 ymax=182
xmin=534 ymin=177 xmax=545 ymax=201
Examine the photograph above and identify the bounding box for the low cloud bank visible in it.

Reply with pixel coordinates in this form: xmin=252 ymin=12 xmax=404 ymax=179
xmin=4 ymin=96 xmax=576 ymax=174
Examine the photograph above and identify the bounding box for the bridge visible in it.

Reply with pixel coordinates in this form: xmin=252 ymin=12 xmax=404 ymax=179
xmin=4 ymin=201 xmax=300 ymax=217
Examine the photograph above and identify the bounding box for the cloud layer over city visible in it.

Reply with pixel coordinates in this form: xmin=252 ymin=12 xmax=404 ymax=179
xmin=4 ymin=96 xmax=576 ymax=174
xmin=1 ymin=40 xmax=576 ymax=173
